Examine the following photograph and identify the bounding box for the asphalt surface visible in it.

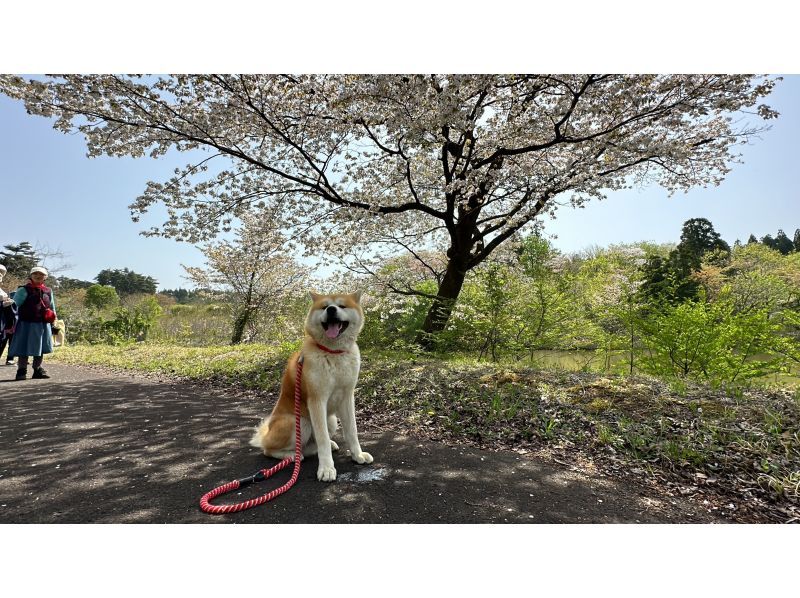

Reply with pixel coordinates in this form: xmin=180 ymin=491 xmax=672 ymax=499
xmin=0 ymin=362 xmax=722 ymax=523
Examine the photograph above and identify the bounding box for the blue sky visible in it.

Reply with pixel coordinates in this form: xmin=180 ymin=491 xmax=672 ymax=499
xmin=1 ymin=75 xmax=798 ymax=290
xmin=543 ymin=75 xmax=799 ymax=252
xmin=0 ymin=92 xmax=210 ymax=290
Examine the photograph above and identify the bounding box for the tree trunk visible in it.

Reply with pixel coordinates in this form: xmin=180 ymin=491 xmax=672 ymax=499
xmin=417 ymin=257 xmax=469 ymax=349
xmin=231 ymin=276 xmax=256 ymax=345
xmin=231 ymin=309 xmax=251 ymax=344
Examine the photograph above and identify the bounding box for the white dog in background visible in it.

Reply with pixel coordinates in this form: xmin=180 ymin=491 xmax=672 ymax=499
xmin=52 ymin=319 xmax=66 ymax=347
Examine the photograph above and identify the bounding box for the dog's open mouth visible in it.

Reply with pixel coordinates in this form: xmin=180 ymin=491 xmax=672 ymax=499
xmin=322 ymin=320 xmax=349 ymax=339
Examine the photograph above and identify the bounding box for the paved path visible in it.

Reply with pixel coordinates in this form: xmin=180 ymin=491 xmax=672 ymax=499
xmin=0 ymin=363 xmax=721 ymax=523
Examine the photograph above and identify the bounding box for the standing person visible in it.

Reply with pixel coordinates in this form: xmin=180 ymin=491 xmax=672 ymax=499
xmin=9 ymin=266 xmax=56 ymax=380
xmin=0 ymin=264 xmax=17 ymax=365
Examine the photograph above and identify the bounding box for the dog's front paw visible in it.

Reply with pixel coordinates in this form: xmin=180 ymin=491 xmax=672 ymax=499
xmin=317 ymin=465 xmax=337 ymax=482
xmin=352 ymin=451 xmax=373 ymax=465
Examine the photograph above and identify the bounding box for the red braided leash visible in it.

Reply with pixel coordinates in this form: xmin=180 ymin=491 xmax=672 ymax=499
xmin=199 ymin=355 xmax=304 ymax=515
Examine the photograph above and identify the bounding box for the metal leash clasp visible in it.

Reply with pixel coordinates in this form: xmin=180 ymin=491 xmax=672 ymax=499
xmin=237 ymin=470 xmax=266 ymax=488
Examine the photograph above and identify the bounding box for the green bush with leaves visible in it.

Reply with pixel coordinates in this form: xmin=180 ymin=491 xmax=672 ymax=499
xmin=84 ymin=284 xmax=120 ymax=311
xmin=105 ymin=295 xmax=163 ymax=342
xmin=442 ymin=263 xmax=521 ymax=360
xmin=66 ymin=294 xmax=163 ymax=345
xmin=637 ymin=298 xmax=783 ymax=385
xmin=360 ymin=281 xmax=436 ymax=352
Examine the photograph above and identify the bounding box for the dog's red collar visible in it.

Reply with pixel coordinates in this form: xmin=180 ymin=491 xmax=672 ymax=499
xmin=315 ymin=342 xmax=346 ymax=354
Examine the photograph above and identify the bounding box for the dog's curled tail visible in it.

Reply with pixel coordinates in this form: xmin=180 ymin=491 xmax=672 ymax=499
xmin=249 ymin=419 xmax=270 ymax=450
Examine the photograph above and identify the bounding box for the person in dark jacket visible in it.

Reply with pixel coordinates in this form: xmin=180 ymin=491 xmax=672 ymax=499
xmin=9 ymin=266 xmax=56 ymax=380
xmin=0 ymin=264 xmax=17 ymax=365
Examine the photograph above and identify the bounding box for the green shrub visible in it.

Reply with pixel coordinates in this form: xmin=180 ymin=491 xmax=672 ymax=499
xmin=84 ymin=284 xmax=120 ymax=310
xmin=636 ymin=298 xmax=783 ymax=386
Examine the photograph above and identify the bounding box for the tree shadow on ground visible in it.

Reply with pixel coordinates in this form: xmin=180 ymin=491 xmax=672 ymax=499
xmin=0 ymin=365 xmax=714 ymax=523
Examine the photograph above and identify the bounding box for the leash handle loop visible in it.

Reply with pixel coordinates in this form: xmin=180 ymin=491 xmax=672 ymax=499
xmin=199 ymin=355 xmax=304 ymax=515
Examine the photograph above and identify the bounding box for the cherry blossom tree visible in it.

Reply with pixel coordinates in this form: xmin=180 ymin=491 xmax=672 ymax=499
xmin=182 ymin=210 xmax=310 ymax=344
xmin=0 ymin=74 xmax=780 ymax=346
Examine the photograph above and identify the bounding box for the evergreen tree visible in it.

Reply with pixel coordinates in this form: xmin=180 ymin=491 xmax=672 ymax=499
xmin=95 ymin=268 xmax=158 ymax=295
xmin=638 ymin=218 xmax=728 ymax=304
xmin=747 ymin=234 xmax=759 ymax=245
xmin=0 ymin=241 xmax=38 ymax=276
xmin=55 ymin=277 xmax=94 ymax=291
xmin=774 ymin=229 xmax=794 ymax=255
xmin=761 ymin=234 xmax=776 ymax=250
xmin=793 ymin=228 xmax=800 ymax=253
xmin=676 ymin=218 xmax=730 ymax=270
xmin=637 ymin=251 xmax=701 ymax=305
xmin=638 ymin=255 xmax=672 ymax=303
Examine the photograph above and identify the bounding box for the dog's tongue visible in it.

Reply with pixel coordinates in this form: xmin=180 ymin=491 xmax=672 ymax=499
xmin=325 ymin=322 xmax=342 ymax=339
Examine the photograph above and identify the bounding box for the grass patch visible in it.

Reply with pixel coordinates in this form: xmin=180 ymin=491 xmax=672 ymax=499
xmin=51 ymin=342 xmax=297 ymax=389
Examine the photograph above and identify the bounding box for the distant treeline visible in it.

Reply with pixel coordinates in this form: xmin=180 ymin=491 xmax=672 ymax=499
xmin=158 ymin=288 xmax=209 ymax=303
xmin=54 ymin=269 xmax=159 ymax=294
xmin=742 ymin=228 xmax=800 ymax=255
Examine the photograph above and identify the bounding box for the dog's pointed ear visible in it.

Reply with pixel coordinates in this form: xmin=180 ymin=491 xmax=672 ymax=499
xmin=309 ymin=291 xmax=322 ymax=303
xmin=350 ymin=290 xmax=363 ymax=303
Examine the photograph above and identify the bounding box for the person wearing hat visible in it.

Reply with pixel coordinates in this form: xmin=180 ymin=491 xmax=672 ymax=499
xmin=0 ymin=264 xmax=17 ymax=365
xmin=8 ymin=266 xmax=56 ymax=380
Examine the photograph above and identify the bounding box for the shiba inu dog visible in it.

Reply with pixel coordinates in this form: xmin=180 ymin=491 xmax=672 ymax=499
xmin=249 ymin=291 xmax=373 ymax=482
